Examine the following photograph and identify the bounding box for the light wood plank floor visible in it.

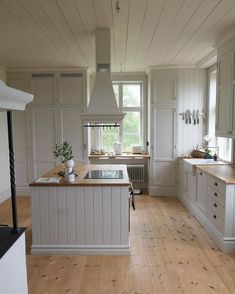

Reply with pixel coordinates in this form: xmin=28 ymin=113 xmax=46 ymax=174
xmin=0 ymin=196 xmax=235 ymax=294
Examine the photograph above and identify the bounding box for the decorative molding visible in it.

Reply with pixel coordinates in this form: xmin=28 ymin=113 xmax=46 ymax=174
xmin=149 ymin=64 xmax=197 ymax=71
xmin=31 ymin=245 xmax=130 ymax=256
xmin=213 ymin=25 xmax=235 ymax=49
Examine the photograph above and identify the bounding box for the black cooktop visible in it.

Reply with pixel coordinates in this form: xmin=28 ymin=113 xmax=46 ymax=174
xmin=84 ymin=170 xmax=123 ymax=179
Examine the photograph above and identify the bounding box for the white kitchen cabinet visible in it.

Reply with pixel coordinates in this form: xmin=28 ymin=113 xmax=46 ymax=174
xmin=58 ymin=73 xmax=85 ymax=105
xmin=59 ymin=108 xmax=85 ymax=162
xmin=179 ymin=164 xmax=235 ymax=252
xmin=216 ymin=51 xmax=234 ymax=137
xmin=150 ymin=105 xmax=177 ymax=196
xmin=195 ymin=169 xmax=207 ymax=216
xmin=7 ymin=70 xmax=87 ymax=194
xmin=29 ymin=74 xmax=56 ymax=105
xmin=29 ymin=107 xmax=58 ymax=180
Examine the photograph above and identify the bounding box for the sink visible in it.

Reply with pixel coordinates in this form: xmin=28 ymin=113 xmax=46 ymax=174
xmin=183 ymin=158 xmax=228 ymax=174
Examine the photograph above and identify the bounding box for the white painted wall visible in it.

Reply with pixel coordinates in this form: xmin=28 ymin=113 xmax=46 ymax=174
xmin=0 ymin=66 xmax=10 ymax=203
xmin=177 ymin=68 xmax=207 ymax=156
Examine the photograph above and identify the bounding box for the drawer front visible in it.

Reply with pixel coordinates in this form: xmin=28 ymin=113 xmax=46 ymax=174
xmin=208 ymin=186 xmax=225 ymax=206
xmin=208 ymin=197 xmax=225 ymax=220
xmin=208 ymin=209 xmax=224 ymax=234
xmin=208 ymin=175 xmax=225 ymax=194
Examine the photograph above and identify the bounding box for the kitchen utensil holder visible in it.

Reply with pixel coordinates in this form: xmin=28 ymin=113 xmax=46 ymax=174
xmin=179 ymin=108 xmax=205 ymax=124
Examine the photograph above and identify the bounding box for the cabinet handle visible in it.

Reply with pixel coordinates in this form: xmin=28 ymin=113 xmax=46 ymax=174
xmin=214 ymin=182 xmax=218 ymax=186
xmin=214 ymin=203 xmax=217 ymax=208
xmin=200 ymin=172 xmax=202 ymax=176
xmin=214 ymin=192 xmax=217 ymax=197
xmin=213 ymin=214 xmax=217 ymax=219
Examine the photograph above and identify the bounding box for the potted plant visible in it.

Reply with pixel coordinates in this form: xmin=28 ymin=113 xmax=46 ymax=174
xmin=53 ymin=141 xmax=74 ymax=175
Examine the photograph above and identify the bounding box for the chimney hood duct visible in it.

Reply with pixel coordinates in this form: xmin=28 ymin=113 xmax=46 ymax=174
xmin=81 ymin=29 xmax=125 ymax=124
xmin=0 ymin=80 xmax=33 ymax=111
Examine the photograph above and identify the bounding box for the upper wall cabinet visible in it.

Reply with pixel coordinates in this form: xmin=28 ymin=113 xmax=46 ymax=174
xmin=29 ymin=74 xmax=56 ymax=105
xmin=58 ymin=73 xmax=85 ymax=106
xmin=152 ymin=74 xmax=177 ymax=105
xmin=7 ymin=71 xmax=87 ymax=107
xmin=216 ymin=52 xmax=234 ymax=137
xmin=216 ymin=36 xmax=235 ymax=138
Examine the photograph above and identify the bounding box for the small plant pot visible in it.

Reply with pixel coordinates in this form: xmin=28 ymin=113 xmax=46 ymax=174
xmin=64 ymin=159 xmax=74 ymax=174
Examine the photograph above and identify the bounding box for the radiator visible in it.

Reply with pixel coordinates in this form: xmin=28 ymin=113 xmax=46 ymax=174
xmin=127 ymin=165 xmax=145 ymax=182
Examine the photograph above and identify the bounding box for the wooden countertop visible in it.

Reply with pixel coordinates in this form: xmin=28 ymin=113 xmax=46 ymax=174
xmin=89 ymin=152 xmax=150 ymax=159
xmin=197 ymin=165 xmax=235 ymax=184
xmin=30 ymin=164 xmax=130 ymax=187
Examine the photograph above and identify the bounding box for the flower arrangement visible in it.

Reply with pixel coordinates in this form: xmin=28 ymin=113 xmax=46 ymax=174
xmin=53 ymin=141 xmax=73 ymax=163
xmin=202 ymin=135 xmax=213 ymax=158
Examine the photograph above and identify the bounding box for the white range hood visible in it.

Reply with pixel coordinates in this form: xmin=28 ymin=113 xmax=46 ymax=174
xmin=0 ymin=80 xmax=33 ymax=111
xmin=81 ymin=29 xmax=125 ymax=124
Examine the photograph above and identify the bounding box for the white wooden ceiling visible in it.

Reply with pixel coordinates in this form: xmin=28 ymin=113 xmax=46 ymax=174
xmin=0 ymin=0 xmax=235 ymax=72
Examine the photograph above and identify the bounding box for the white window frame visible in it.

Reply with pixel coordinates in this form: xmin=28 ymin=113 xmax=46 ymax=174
xmin=101 ymin=82 xmax=143 ymax=152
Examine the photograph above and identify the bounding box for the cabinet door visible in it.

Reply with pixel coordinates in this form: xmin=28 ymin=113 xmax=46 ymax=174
xmin=196 ymin=170 xmax=207 ymax=215
xmin=29 ymin=74 xmax=56 ymax=104
xmin=150 ymin=105 xmax=177 ymax=196
xmin=29 ymin=108 xmax=58 ymax=179
xmin=216 ymin=52 xmax=233 ymax=137
xmin=186 ymin=170 xmax=196 ymax=201
xmin=58 ymin=73 xmax=85 ymax=105
xmin=59 ymin=108 xmax=84 ymax=162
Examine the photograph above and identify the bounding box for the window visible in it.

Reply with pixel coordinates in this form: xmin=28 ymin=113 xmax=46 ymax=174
xmin=208 ymin=68 xmax=232 ymax=162
xmin=102 ymin=83 xmax=143 ymax=152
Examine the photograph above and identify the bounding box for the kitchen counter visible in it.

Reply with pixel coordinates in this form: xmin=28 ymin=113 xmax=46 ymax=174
xmin=30 ymin=164 xmax=130 ymax=255
xmin=197 ymin=165 xmax=235 ymax=184
xmin=30 ymin=164 xmax=130 ymax=186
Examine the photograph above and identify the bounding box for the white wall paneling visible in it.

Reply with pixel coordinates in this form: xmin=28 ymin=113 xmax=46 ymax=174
xmin=149 ymin=68 xmax=206 ymax=196
xmin=177 ymin=69 xmax=206 ymax=156
xmin=31 ymin=185 xmax=130 ymax=255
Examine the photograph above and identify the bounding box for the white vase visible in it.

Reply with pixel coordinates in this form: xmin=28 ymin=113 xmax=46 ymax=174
xmin=66 ymin=173 xmax=76 ymax=182
xmin=64 ymin=159 xmax=74 ymax=174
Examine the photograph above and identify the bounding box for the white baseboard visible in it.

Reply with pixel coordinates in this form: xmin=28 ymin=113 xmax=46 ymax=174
xmin=16 ymin=187 xmax=30 ymax=196
xmin=149 ymin=186 xmax=177 ymax=196
xmin=31 ymin=245 xmax=131 ymax=256
xmin=178 ymin=192 xmax=235 ymax=253
xmin=0 ymin=189 xmax=10 ymax=204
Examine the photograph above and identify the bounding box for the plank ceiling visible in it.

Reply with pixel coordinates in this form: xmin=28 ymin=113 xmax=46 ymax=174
xmin=0 ymin=0 xmax=235 ymax=72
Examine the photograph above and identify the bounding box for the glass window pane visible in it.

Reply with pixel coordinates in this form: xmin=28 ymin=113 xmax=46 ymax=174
xmin=217 ymin=137 xmax=232 ymax=162
xmin=123 ymin=112 xmax=141 ymax=151
xmin=113 ymin=84 xmax=119 ymax=106
xmin=102 ymin=127 xmax=119 ymax=153
xmin=123 ymin=85 xmax=140 ymax=107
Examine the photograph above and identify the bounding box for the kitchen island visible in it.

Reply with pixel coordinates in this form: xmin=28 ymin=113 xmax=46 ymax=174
xmin=30 ymin=164 xmax=130 ymax=255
